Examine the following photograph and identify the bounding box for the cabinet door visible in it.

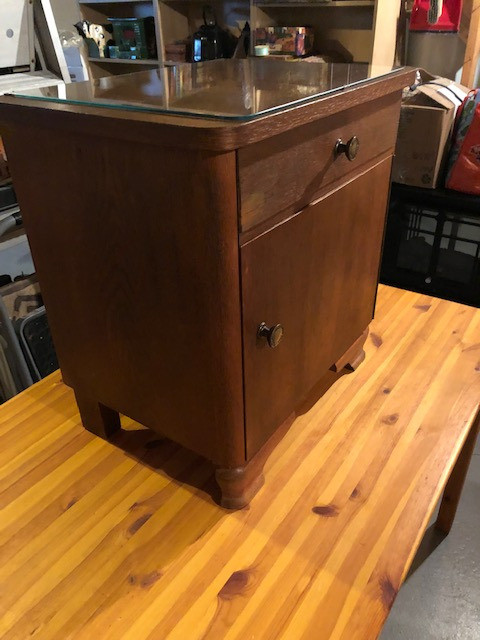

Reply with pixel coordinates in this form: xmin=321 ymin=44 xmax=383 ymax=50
xmin=241 ymin=158 xmax=392 ymax=457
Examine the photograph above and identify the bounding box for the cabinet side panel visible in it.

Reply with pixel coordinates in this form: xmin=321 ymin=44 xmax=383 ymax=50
xmin=3 ymin=125 xmax=245 ymax=467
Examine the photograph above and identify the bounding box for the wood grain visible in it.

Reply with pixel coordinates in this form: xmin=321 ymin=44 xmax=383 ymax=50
xmin=3 ymin=125 xmax=245 ymax=468
xmin=331 ymin=328 xmax=369 ymax=373
xmin=371 ymin=0 xmax=403 ymax=68
xmin=0 ymin=68 xmax=416 ymax=152
xmin=1 ymin=288 xmax=478 ymax=640
xmin=239 ymin=90 xmax=401 ymax=232
xmin=461 ymin=0 xmax=480 ymax=87
xmin=241 ymin=159 xmax=392 ymax=456
xmin=0 ymin=67 xmax=411 ymax=505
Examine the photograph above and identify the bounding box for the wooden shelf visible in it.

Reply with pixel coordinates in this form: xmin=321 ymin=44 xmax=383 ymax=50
xmin=78 ymin=0 xmax=397 ymax=77
xmin=254 ymin=1 xmax=375 ymax=6
xmin=88 ymin=57 xmax=160 ymax=64
xmin=79 ymin=0 xmax=153 ymax=4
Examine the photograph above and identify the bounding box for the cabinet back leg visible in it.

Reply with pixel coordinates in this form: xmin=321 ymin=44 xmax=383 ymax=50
xmin=74 ymin=391 xmax=121 ymax=440
xmin=331 ymin=328 xmax=369 ymax=373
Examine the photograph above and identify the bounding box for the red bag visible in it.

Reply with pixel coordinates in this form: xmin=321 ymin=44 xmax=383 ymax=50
xmin=445 ymin=89 xmax=480 ymax=195
xmin=410 ymin=0 xmax=463 ymax=33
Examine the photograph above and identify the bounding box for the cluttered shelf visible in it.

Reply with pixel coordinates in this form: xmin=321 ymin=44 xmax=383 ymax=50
xmin=76 ymin=0 xmax=395 ymax=71
xmin=78 ymin=0 xmax=152 ymax=4
xmin=88 ymin=56 xmax=159 ymax=64
xmin=0 ymin=287 xmax=480 ymax=638
xmin=76 ymin=14 xmax=159 ymax=68
xmin=253 ymin=1 xmax=375 ymax=6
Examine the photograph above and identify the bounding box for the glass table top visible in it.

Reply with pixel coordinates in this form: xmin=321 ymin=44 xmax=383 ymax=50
xmin=10 ymin=58 xmax=404 ymax=121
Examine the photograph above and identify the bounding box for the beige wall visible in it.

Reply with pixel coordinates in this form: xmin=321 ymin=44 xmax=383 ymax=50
xmin=49 ymin=0 xmax=80 ymax=33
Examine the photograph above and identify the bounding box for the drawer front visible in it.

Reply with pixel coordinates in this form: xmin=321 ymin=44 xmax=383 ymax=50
xmin=241 ymin=158 xmax=392 ymax=458
xmin=239 ymin=92 xmax=401 ymax=235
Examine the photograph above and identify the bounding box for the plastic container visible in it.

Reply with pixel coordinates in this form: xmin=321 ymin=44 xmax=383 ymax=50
xmin=254 ymin=45 xmax=269 ymax=56
xmin=381 ymin=183 xmax=480 ymax=306
xmin=108 ymin=17 xmax=157 ymax=60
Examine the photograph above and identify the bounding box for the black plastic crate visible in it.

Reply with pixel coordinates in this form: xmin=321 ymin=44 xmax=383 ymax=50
xmin=381 ymin=184 xmax=480 ymax=307
xmin=18 ymin=307 xmax=58 ymax=380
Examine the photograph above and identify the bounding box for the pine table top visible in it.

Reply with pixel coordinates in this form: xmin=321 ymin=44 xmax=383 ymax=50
xmin=0 ymin=285 xmax=479 ymax=640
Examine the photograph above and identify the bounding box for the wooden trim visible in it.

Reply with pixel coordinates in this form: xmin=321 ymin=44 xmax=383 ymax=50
xmin=331 ymin=329 xmax=369 ymax=372
xmin=1 ymin=287 xmax=480 ymax=638
xmin=0 ymin=68 xmax=416 ymax=151
xmin=371 ymin=0 xmax=403 ymax=67
xmin=461 ymin=0 xmax=480 ymax=87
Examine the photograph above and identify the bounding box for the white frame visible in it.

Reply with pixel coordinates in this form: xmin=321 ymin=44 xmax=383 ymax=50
xmin=0 ymin=0 xmax=35 ymax=71
xmin=34 ymin=0 xmax=71 ymax=83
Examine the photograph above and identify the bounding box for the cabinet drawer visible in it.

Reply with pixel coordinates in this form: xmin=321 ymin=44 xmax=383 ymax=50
xmin=239 ymin=92 xmax=401 ymax=235
xmin=241 ymin=158 xmax=392 ymax=458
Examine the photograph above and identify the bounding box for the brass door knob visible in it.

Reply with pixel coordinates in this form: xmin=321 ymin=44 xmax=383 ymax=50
xmin=258 ymin=322 xmax=284 ymax=348
xmin=335 ymin=136 xmax=360 ymax=161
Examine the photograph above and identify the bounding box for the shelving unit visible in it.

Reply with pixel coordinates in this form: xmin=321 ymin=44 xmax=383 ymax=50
xmin=251 ymin=0 xmax=400 ymax=65
xmin=77 ymin=0 xmax=401 ymax=79
xmin=87 ymin=56 xmax=159 ymax=63
xmin=77 ymin=0 xmax=165 ymax=77
xmin=254 ymin=1 xmax=375 ymax=7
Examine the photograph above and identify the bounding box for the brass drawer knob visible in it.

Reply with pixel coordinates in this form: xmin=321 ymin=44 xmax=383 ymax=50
xmin=258 ymin=322 xmax=284 ymax=348
xmin=335 ymin=136 xmax=360 ymax=161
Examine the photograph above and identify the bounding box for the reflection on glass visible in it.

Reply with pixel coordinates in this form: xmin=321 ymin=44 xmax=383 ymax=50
xmin=11 ymin=58 xmax=403 ymax=121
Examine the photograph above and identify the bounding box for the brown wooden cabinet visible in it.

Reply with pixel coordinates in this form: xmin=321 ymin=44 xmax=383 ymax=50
xmin=242 ymin=158 xmax=392 ymax=457
xmin=0 ymin=63 xmax=414 ymax=509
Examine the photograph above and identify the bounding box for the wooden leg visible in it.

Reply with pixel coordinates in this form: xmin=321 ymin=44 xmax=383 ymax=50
xmin=435 ymin=413 xmax=480 ymax=534
xmin=74 ymin=390 xmax=121 ymax=440
xmin=331 ymin=328 xmax=369 ymax=373
xmin=215 ymin=464 xmax=265 ymax=510
xmin=216 ymin=413 xmax=296 ymax=509
xmin=346 ymin=347 xmax=366 ymax=372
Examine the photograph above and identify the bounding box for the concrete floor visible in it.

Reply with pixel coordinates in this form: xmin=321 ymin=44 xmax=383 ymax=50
xmin=381 ymin=435 xmax=480 ymax=640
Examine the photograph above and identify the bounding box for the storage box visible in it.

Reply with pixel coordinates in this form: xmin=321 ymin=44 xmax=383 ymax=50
xmin=108 ymin=17 xmax=157 ymax=60
xmin=392 ymin=71 xmax=468 ymax=189
xmin=254 ymin=27 xmax=314 ymax=57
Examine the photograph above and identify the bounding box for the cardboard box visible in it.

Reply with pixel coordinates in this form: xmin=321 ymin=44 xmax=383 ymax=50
xmin=392 ymin=71 xmax=469 ymax=189
xmin=254 ymin=27 xmax=314 ymax=57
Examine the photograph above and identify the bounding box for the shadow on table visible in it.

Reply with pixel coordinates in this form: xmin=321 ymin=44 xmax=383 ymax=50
xmin=112 ymin=424 xmax=222 ymax=506
xmin=104 ymin=366 xmax=353 ymax=509
xmin=296 ymin=368 xmax=351 ymax=416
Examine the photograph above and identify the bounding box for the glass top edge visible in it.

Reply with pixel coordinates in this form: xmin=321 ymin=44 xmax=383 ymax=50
xmin=9 ymin=59 xmax=405 ymax=122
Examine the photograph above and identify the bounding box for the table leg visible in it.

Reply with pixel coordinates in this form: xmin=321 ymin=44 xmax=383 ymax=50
xmin=435 ymin=411 xmax=480 ymax=534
